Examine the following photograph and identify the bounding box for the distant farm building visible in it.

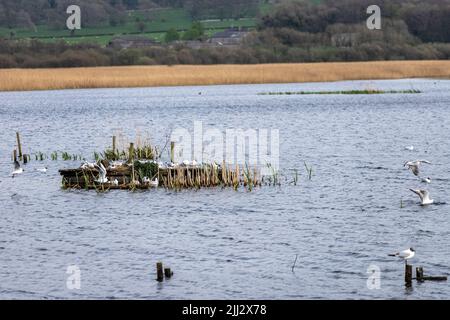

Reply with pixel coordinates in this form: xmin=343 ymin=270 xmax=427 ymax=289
xmin=171 ymin=28 xmax=250 ymax=49
xmin=209 ymin=28 xmax=250 ymax=46
xmin=108 ymin=35 xmax=159 ymax=49
xmin=331 ymin=33 xmax=359 ymax=47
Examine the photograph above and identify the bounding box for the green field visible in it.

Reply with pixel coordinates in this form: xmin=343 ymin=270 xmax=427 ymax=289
xmin=0 ymin=7 xmax=261 ymax=46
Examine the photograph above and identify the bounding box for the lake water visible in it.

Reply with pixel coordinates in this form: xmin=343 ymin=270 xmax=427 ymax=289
xmin=0 ymin=79 xmax=449 ymax=299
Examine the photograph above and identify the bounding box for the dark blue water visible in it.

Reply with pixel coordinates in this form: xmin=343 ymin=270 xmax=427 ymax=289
xmin=0 ymin=79 xmax=449 ymax=299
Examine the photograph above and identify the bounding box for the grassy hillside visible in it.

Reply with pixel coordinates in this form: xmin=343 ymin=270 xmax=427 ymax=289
xmin=0 ymin=7 xmax=260 ymax=46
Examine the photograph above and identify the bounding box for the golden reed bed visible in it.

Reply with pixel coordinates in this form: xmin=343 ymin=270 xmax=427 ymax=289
xmin=1 ymin=60 xmax=449 ymax=91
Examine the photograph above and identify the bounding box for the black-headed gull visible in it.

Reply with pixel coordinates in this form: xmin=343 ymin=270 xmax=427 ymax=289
xmin=409 ymin=189 xmax=434 ymax=205
xmin=404 ymin=160 xmax=431 ymax=177
xmin=143 ymin=176 xmax=158 ymax=187
xmin=421 ymin=177 xmax=431 ymax=184
xmin=12 ymin=160 xmax=23 ymax=177
xmin=389 ymin=248 xmax=415 ymax=264
xmin=81 ymin=161 xmax=96 ymax=170
xmin=94 ymin=163 xmax=108 ymax=184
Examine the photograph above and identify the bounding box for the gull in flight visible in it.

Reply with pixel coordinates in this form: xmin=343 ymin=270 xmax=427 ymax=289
xmin=12 ymin=160 xmax=24 ymax=177
xmin=388 ymin=248 xmax=415 ymax=265
xmin=409 ymin=189 xmax=434 ymax=205
xmin=94 ymin=163 xmax=109 ymax=184
xmin=404 ymin=160 xmax=431 ymax=176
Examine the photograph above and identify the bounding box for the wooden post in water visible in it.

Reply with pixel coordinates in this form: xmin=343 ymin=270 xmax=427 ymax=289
xmin=128 ymin=142 xmax=134 ymax=163
xmin=112 ymin=136 xmax=116 ymax=156
xmin=164 ymin=267 xmax=173 ymax=279
xmin=16 ymin=132 xmax=22 ymax=161
xmin=416 ymin=267 xmax=424 ymax=282
xmin=156 ymin=262 xmax=164 ymax=282
xmin=13 ymin=149 xmax=17 ymax=162
xmin=170 ymin=141 xmax=175 ymax=163
xmin=405 ymin=264 xmax=413 ymax=286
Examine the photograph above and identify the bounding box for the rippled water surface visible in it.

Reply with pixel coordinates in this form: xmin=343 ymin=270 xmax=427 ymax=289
xmin=1 ymin=79 xmax=450 ymax=299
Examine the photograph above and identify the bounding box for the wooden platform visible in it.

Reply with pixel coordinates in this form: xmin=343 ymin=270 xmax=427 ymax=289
xmin=58 ymin=165 xmax=238 ymax=190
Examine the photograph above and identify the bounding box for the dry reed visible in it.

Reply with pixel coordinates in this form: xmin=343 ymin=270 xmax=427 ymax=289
xmin=1 ymin=60 xmax=450 ymax=92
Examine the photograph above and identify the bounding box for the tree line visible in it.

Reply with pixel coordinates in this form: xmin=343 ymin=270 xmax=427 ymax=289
xmin=0 ymin=0 xmax=450 ymax=68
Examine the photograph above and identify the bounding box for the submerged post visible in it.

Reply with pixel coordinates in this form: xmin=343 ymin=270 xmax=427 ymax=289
xmin=16 ymin=132 xmax=22 ymax=161
xmin=405 ymin=264 xmax=412 ymax=286
xmin=13 ymin=149 xmax=17 ymax=162
xmin=422 ymin=275 xmax=448 ymax=281
xmin=170 ymin=141 xmax=175 ymax=163
xmin=156 ymin=262 xmax=164 ymax=282
xmin=164 ymin=267 xmax=173 ymax=279
xmin=416 ymin=267 xmax=424 ymax=282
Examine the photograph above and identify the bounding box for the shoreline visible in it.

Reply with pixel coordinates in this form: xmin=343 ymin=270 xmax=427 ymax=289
xmin=1 ymin=60 xmax=450 ymax=92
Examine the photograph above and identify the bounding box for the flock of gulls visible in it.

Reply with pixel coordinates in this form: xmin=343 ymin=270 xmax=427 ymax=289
xmin=80 ymin=160 xmax=160 ymax=187
xmin=389 ymin=147 xmax=435 ymax=265
xmin=404 ymin=159 xmax=433 ymax=205
xmin=9 ymin=146 xmax=438 ymax=268
xmin=78 ymin=159 xmax=206 ymax=187
xmin=11 ymin=160 xmax=46 ymax=177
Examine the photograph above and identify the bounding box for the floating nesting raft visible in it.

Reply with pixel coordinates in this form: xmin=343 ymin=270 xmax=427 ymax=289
xmin=59 ymin=164 xmax=261 ymax=190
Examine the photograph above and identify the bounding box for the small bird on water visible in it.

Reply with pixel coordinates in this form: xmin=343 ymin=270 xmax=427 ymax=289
xmin=421 ymin=177 xmax=431 ymax=184
xmin=409 ymin=189 xmax=434 ymax=205
xmin=389 ymin=248 xmax=415 ymax=265
xmin=36 ymin=167 xmax=47 ymax=173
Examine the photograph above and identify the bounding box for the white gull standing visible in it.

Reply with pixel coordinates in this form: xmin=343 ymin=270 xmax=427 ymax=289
xmin=389 ymin=248 xmax=415 ymax=265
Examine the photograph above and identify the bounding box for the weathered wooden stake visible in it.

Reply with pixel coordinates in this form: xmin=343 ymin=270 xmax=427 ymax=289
xmin=128 ymin=142 xmax=134 ymax=163
xmin=170 ymin=141 xmax=175 ymax=163
xmin=16 ymin=132 xmax=22 ymax=161
xmin=156 ymin=262 xmax=164 ymax=282
xmin=405 ymin=264 xmax=412 ymax=285
xmin=164 ymin=267 xmax=173 ymax=279
xmin=13 ymin=149 xmax=17 ymax=162
xmin=112 ymin=136 xmax=116 ymax=155
xmin=416 ymin=267 xmax=424 ymax=282
xmin=23 ymin=154 xmax=28 ymax=164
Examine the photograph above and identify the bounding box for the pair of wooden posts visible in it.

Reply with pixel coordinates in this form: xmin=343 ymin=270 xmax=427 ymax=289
xmin=405 ymin=264 xmax=447 ymax=286
xmin=13 ymin=132 xmax=29 ymax=164
xmin=156 ymin=262 xmax=173 ymax=282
